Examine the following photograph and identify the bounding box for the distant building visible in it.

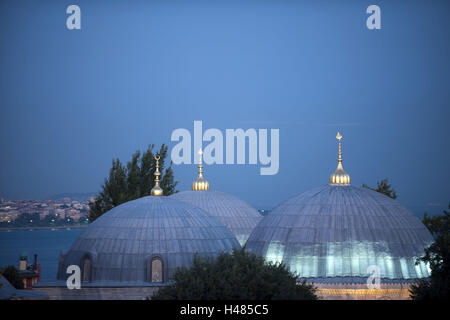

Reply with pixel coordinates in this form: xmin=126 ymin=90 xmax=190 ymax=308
xmin=18 ymin=253 xmax=41 ymax=289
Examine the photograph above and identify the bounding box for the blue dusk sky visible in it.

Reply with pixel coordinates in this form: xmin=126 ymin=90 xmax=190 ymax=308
xmin=0 ymin=0 xmax=449 ymax=217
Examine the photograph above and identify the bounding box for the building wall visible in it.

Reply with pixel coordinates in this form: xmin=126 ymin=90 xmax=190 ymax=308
xmin=36 ymin=286 xmax=161 ymax=300
xmin=37 ymin=282 xmax=414 ymax=300
xmin=311 ymin=282 xmax=414 ymax=300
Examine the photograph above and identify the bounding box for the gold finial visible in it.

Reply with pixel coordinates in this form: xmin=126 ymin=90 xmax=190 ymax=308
xmin=329 ymin=132 xmax=351 ymax=185
xmin=336 ymin=132 xmax=343 ymax=163
xmin=151 ymin=155 xmax=163 ymax=196
xmin=192 ymin=148 xmax=209 ymax=191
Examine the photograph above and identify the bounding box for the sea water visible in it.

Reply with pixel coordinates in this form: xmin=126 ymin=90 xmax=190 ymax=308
xmin=0 ymin=228 xmax=84 ymax=280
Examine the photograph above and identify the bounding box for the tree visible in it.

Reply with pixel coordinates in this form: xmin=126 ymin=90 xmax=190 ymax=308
xmin=0 ymin=265 xmax=23 ymax=289
xmin=410 ymin=204 xmax=450 ymax=300
xmin=88 ymin=144 xmax=178 ymax=221
xmin=152 ymin=249 xmax=318 ymax=300
xmin=362 ymin=178 xmax=397 ymax=199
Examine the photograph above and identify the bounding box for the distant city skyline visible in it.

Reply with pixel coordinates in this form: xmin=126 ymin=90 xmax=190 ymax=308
xmin=1 ymin=0 xmax=449 ymax=217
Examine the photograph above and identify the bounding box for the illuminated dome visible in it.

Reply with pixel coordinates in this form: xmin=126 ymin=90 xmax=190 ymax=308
xmin=246 ymin=134 xmax=433 ymax=281
xmin=57 ymin=157 xmax=240 ymax=283
xmin=170 ymin=149 xmax=262 ymax=246
xmin=245 ymin=185 xmax=433 ymax=280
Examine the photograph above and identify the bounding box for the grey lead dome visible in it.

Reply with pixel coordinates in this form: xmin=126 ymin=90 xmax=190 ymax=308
xmin=170 ymin=191 xmax=262 ymax=246
xmin=245 ymin=185 xmax=433 ymax=280
xmin=58 ymin=196 xmax=241 ymax=283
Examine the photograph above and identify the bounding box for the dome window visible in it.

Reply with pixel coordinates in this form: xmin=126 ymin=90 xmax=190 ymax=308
xmin=81 ymin=254 xmax=92 ymax=283
xmin=151 ymin=257 xmax=163 ymax=283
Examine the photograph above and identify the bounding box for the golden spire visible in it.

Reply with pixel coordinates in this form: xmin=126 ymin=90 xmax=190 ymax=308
xmin=151 ymin=155 xmax=163 ymax=196
xmin=192 ymin=148 xmax=209 ymax=191
xmin=329 ymin=132 xmax=351 ymax=185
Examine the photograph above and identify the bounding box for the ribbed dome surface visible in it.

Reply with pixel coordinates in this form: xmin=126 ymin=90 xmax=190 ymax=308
xmin=170 ymin=191 xmax=262 ymax=246
xmin=246 ymin=185 xmax=433 ymax=280
xmin=58 ymin=196 xmax=240 ymax=283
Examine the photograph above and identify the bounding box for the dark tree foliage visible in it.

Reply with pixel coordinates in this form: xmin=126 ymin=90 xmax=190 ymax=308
xmin=88 ymin=144 xmax=178 ymax=221
xmin=410 ymin=204 xmax=450 ymax=300
xmin=0 ymin=265 xmax=24 ymax=289
xmin=152 ymin=249 xmax=318 ymax=300
xmin=362 ymin=178 xmax=397 ymax=199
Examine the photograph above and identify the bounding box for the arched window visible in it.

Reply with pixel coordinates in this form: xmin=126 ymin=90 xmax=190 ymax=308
xmin=82 ymin=255 xmax=92 ymax=283
xmin=151 ymin=257 xmax=163 ymax=282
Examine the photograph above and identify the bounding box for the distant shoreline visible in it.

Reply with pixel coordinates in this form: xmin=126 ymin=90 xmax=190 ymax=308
xmin=0 ymin=225 xmax=89 ymax=231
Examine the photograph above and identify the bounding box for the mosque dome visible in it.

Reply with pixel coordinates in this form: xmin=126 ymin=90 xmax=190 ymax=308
xmin=245 ymin=134 xmax=433 ymax=281
xmin=170 ymin=149 xmax=262 ymax=246
xmin=171 ymin=191 xmax=262 ymax=247
xmin=57 ymin=156 xmax=240 ymax=284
